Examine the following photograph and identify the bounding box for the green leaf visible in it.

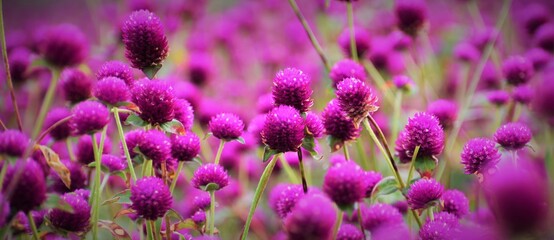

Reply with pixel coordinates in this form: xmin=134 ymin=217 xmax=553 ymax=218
xmin=192 ymin=157 xmax=203 ymax=165
xmin=124 ymin=114 xmax=148 ymax=127
xmin=415 ymin=156 xmax=438 ymax=178
xmin=235 ymin=137 xmax=245 ymax=144
xmin=43 ymin=194 xmax=74 ymax=213
xmin=301 ymin=135 xmax=322 ymax=160
xmin=97 ymin=220 xmax=131 ymax=240
xmin=203 ymin=132 xmax=213 ymax=140
xmin=172 ymin=219 xmax=199 ymax=232
xmin=262 ymin=146 xmax=279 ymax=163
xmin=87 ymin=161 xmax=109 ymax=173
xmin=102 ymin=190 xmax=131 ymax=206
xmin=327 ymin=136 xmax=344 ymax=153
xmin=160 ymin=119 xmax=186 ymax=135
xmin=370 ymin=176 xmax=399 ymax=201
xmin=142 ymin=64 xmax=162 ymax=79
xmin=202 ymin=183 xmax=220 ymax=192
xmin=165 ymin=208 xmax=185 ymax=221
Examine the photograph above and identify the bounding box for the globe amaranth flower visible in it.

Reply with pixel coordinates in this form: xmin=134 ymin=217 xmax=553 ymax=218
xmin=284 ymin=194 xmax=336 ymax=240
xmin=427 ymin=99 xmax=457 ymax=129
xmin=247 ymin=114 xmax=266 ymax=146
xmin=191 ymin=210 xmax=206 ymax=225
xmin=322 ymin=99 xmax=361 ymax=150
xmin=361 ymin=203 xmax=404 ymax=231
xmin=487 ymin=90 xmax=510 ymax=106
xmin=532 ymin=76 xmax=554 ymax=125
xmin=191 ymin=163 xmax=229 ymax=191
xmin=173 ymin=99 xmax=194 ymax=131
xmin=123 ymin=129 xmax=144 ymax=159
xmin=305 ymin=112 xmax=324 ymax=138
xmin=3 ymin=160 xmax=46 ymax=212
xmin=50 ymin=160 xmax=87 ymax=194
xmin=494 ymin=122 xmax=532 ymax=151
xmin=70 ymin=100 xmax=110 ymax=135
xmin=395 ymin=112 xmax=444 ymax=163
xmin=392 ymin=75 xmax=414 ymax=91
xmin=137 ymin=130 xmax=171 ymax=165
xmin=94 ymin=77 xmax=130 ymax=105
xmin=39 ymin=24 xmax=88 ymax=67
xmin=337 ymin=223 xmax=364 ymax=240
xmin=323 ymin=161 xmax=366 ymax=208
xmin=525 ymin=48 xmax=551 ymax=70
xmin=96 ymin=60 xmax=135 ymax=86
xmin=256 ymin=93 xmax=275 ymax=114
xmin=60 ymin=68 xmax=93 ymax=103
xmin=273 ymin=184 xmax=304 ymax=219
xmin=122 ymin=10 xmax=168 ymax=70
xmin=407 ymin=178 xmax=444 ymax=210
xmin=371 ymin=223 xmax=411 ymax=240
xmin=336 ymin=77 xmax=379 ymax=127
xmin=534 ymin=23 xmax=554 ymax=52
xmin=131 ymin=78 xmax=175 ymax=125
xmin=454 ymin=42 xmax=480 ymax=63
xmin=479 ymin=61 xmax=501 ymax=90
xmin=502 ymin=56 xmax=534 ymax=86
xmin=192 ymin=192 xmax=211 ymax=211
xmin=521 ymin=3 xmax=550 ymax=35
xmin=460 ymin=138 xmax=501 ymax=175
xmin=512 ymin=85 xmax=532 ymax=105
xmin=441 ymin=189 xmax=469 ymax=218
xmin=395 ymin=0 xmax=427 ymax=37
xmin=44 ymin=108 xmax=72 ymax=141
xmin=9 ymin=47 xmax=31 ymax=84
xmin=170 ymin=131 xmax=200 ymax=162
xmin=363 ymin=170 xmax=382 ymax=198
xmin=76 ymin=134 xmax=112 ymax=165
xmin=0 ymin=129 xmax=29 ymax=157
xmin=130 ymin=177 xmax=173 ymax=220
xmin=48 ymin=192 xmax=90 ymax=232
xmin=74 ymin=189 xmax=91 ymax=201
xmin=338 ymin=27 xmax=371 ymax=59
xmin=188 ymin=51 xmax=213 ymax=87
xmin=101 ymin=154 xmax=127 ymax=172
xmin=261 ymin=105 xmax=305 ymax=153
xmin=208 ymin=113 xmax=244 ymax=140
xmin=419 ymin=212 xmax=460 ymax=240
xmin=329 ymin=59 xmax=367 ymax=88
xmin=272 ymin=67 xmax=313 ymax=113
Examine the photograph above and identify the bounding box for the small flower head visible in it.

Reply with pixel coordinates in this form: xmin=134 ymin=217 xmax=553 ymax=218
xmin=338 ymin=27 xmax=371 ymax=59
xmin=487 ymin=90 xmax=510 ymax=106
xmin=44 ymin=108 xmax=72 ymax=141
xmin=170 ymin=132 xmax=200 ymax=162
xmin=521 ymin=3 xmax=550 ymax=35
xmin=272 ymin=67 xmax=313 ymax=113
xmin=329 ymin=59 xmax=367 ymax=88
xmin=336 ymin=78 xmax=379 ymax=126
xmin=130 ymin=177 xmax=173 ymax=220
xmin=525 ymin=48 xmax=551 ymax=70
xmin=361 ymin=203 xmax=404 ymax=231
xmin=39 ymin=24 xmax=88 ymax=67
xmin=305 ymin=112 xmax=324 ymax=138
xmin=188 ymin=51 xmax=213 ymax=87
xmin=101 ymin=154 xmax=127 ymax=172
xmin=76 ymin=134 xmax=111 ymax=165
xmin=395 ymin=0 xmax=427 ymax=37
xmin=274 ymin=184 xmax=303 ymax=219
xmin=48 ymin=192 xmax=91 ymax=232
xmin=191 ymin=210 xmax=206 ymax=225
xmin=4 ymin=160 xmax=46 ymax=213
xmin=363 ymin=171 xmax=383 ymax=198
xmin=454 ymin=42 xmax=480 ymax=63
xmin=512 ymin=85 xmax=533 ymax=105
xmin=395 ymin=112 xmax=444 ymax=163
xmin=191 ymin=163 xmax=229 ymax=191
xmin=0 ymin=129 xmax=29 ymax=157
xmin=284 ymin=194 xmax=336 ymax=240
xmin=94 ymin=77 xmax=130 ymax=105
xmin=208 ymin=113 xmax=244 ymax=140
xmin=96 ymin=60 xmax=135 ymax=86
xmin=426 ymin=99 xmax=458 ymax=129
xmin=460 ymin=138 xmax=501 ymax=175
xmin=123 ymin=129 xmax=144 ymax=159
xmin=392 ymin=75 xmax=414 ymax=91
xmin=419 ymin=212 xmax=459 ymax=240
xmin=407 ymin=178 xmax=444 ymax=210
xmin=173 ymin=99 xmax=194 ymax=131
xmin=502 ymin=56 xmax=534 ymax=86
xmin=137 ymin=130 xmax=171 ymax=165
xmin=323 ymin=161 xmax=366 ymax=208
xmin=441 ymin=189 xmax=469 ymax=218
xmin=192 ymin=192 xmax=211 ymax=211
xmin=322 ymin=99 xmax=361 ymax=147
xmin=534 ymin=23 xmax=554 ymax=52
xmin=122 ymin=10 xmax=168 ymax=70
xmin=337 ymin=223 xmax=364 ymax=240
xmin=60 ymin=68 xmax=93 ymax=103
xmin=70 ymin=100 xmax=110 ymax=135
xmin=494 ymin=122 xmax=532 ymax=151
xmin=261 ymin=106 xmax=305 ymax=153
xmin=9 ymin=47 xmax=31 ymax=84
xmin=50 ymin=160 xmax=87 ymax=194
xmin=131 ymin=79 xmax=175 ymax=125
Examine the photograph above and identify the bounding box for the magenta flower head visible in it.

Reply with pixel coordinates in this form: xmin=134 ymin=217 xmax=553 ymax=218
xmin=392 ymin=75 xmax=414 ymax=91
xmin=419 ymin=212 xmax=459 ymax=240
xmin=131 ymin=78 xmax=175 ymax=125
xmin=51 ymin=160 xmax=87 ymax=194
xmin=521 ymin=3 xmax=550 ymax=35
xmin=261 ymin=106 xmax=305 ymax=153
xmin=329 ymin=59 xmax=367 ymax=89
xmin=137 ymin=130 xmax=171 ymax=165
xmin=0 ymin=129 xmax=29 ymax=157
xmin=44 ymin=108 xmax=72 ymax=141
xmin=123 ymin=129 xmax=143 ymax=159
xmin=70 ymin=100 xmax=110 ymax=135
xmin=173 ymin=99 xmax=194 ymax=131
xmin=395 ymin=112 xmax=444 ymax=163
xmin=407 ymin=178 xmax=444 ymax=210
xmin=322 ymin=99 xmax=361 ymax=150
xmin=94 ymin=77 xmax=130 ymax=105
xmin=305 ymin=112 xmax=324 ymax=138
xmin=323 ymin=161 xmax=366 ymax=208
xmin=130 ymin=177 xmax=173 ymax=220
xmin=193 ymin=192 xmax=211 ymax=211
xmin=361 ymin=203 xmax=404 ymax=231
xmin=191 ymin=210 xmax=206 ymax=225
xmin=337 ymin=223 xmax=364 ymax=240
xmin=363 ymin=170 xmax=383 ymax=198
xmin=395 ymin=0 xmax=427 ymax=37
xmin=76 ymin=134 xmax=111 ymax=165
xmin=284 ymin=194 xmax=336 ymax=240
xmin=460 ymin=138 xmax=501 ymax=175
xmin=426 ymin=99 xmax=458 ymax=129
xmin=502 ymin=56 xmax=534 ymax=86
xmin=39 ymin=24 xmax=88 ymax=67
xmin=122 ymin=10 xmax=168 ymax=72
xmin=454 ymin=42 xmax=480 ymax=63
xmin=60 ymin=68 xmax=93 ymax=103
xmin=441 ymin=189 xmax=469 ymax=218
xmin=9 ymin=47 xmax=31 ymax=84
xmin=338 ymin=27 xmax=371 ymax=58
xmin=512 ymin=85 xmax=532 ymax=105
xmin=188 ymin=51 xmax=213 ymax=87
xmin=272 ymin=67 xmax=313 ymax=113
xmin=171 ymin=132 xmax=200 ymax=162
xmin=208 ymin=113 xmax=244 ymax=141
xmin=487 ymin=90 xmax=510 ymax=106
xmin=336 ymin=78 xmax=379 ymax=127
xmin=48 ymin=192 xmax=90 ymax=232
xmin=3 ymin=160 xmax=46 ymax=212
xmin=273 ymin=184 xmax=303 ymax=219
xmin=494 ymin=122 xmax=532 ymax=151
xmin=101 ymin=154 xmax=126 ymax=172
xmin=525 ymin=48 xmax=551 ymax=71
xmin=534 ymin=23 xmax=554 ymax=52
xmin=371 ymin=223 xmax=411 ymax=240
xmin=96 ymin=60 xmax=135 ymax=86
xmin=191 ymin=163 xmax=229 ymax=191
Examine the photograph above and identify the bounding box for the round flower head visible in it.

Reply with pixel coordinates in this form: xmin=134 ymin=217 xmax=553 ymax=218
xmin=329 ymin=59 xmax=367 ymax=88
xmin=512 ymin=85 xmax=532 ymax=105
xmin=256 ymin=93 xmax=274 ymax=114
xmin=0 ymin=129 xmax=29 ymax=157
xmin=208 ymin=113 xmax=244 ymax=140
xmin=137 ymin=130 xmax=171 ymax=165
xmin=392 ymin=75 xmax=414 ymax=91
xmin=191 ymin=163 xmax=229 ymax=191
xmin=272 ymin=67 xmax=313 ymax=113
xmin=487 ymin=90 xmax=510 ymax=106
xmin=521 ymin=3 xmax=550 ymax=35
xmin=337 ymin=223 xmax=364 ymax=240
xmin=248 ymin=114 xmax=266 ymax=146
xmin=122 ymin=10 xmax=168 ymax=70
xmin=101 ymin=154 xmax=127 ymax=172
xmin=494 ymin=122 xmax=532 ymax=151
xmin=171 ymin=132 xmax=200 ymax=162
xmin=419 ymin=212 xmax=459 ymax=240
xmin=534 ymin=23 xmax=554 ymax=52
xmin=261 ymin=106 xmax=305 ymax=153
xmin=525 ymin=48 xmax=551 ymax=70
xmin=426 ymin=99 xmax=458 ymax=129
xmin=96 ymin=60 xmax=135 ymax=86
xmin=123 ymin=129 xmax=143 ymax=159
xmin=407 ymin=178 xmax=444 ymax=210
xmin=305 ymin=112 xmax=324 ymax=138
xmin=323 ymin=161 xmax=366 ymax=208
xmin=480 ymin=62 xmax=501 ymax=90
xmin=193 ymin=192 xmax=211 ymax=211
xmin=130 ymin=177 xmax=173 ymax=220
xmin=173 ymin=99 xmax=194 ymax=131
xmin=191 ymin=210 xmax=206 ymax=225
xmin=441 ymin=189 xmax=469 ymax=218
xmin=76 ymin=134 xmax=111 ymax=165
xmin=338 ymin=27 xmax=371 ymax=59
xmin=284 ymin=194 xmax=336 ymax=240
xmin=502 ymin=56 xmax=534 ymax=86
xmin=371 ymin=223 xmax=411 ymax=240
xmin=60 ymin=68 xmax=93 ymax=103
xmin=39 ymin=24 xmax=88 ymax=67
xmin=9 ymin=47 xmax=31 ymax=84
xmin=93 ymin=77 xmax=130 ymax=105
xmin=395 ymin=112 xmax=444 ymax=163
xmin=322 ymin=99 xmax=361 ymax=148
xmin=48 ymin=193 xmax=90 ymax=232
xmin=4 ymin=160 xmax=46 ymax=212
xmin=454 ymin=42 xmax=480 ymax=63
xmin=336 ymin=77 xmax=379 ymax=126
xmin=70 ymin=100 xmax=110 ymax=135
xmin=460 ymin=138 xmax=501 ymax=175
xmin=363 ymin=170 xmax=383 ymax=198
xmin=274 ymin=184 xmax=304 ymax=219
xmin=395 ymin=0 xmax=427 ymax=37
xmin=188 ymin=51 xmax=213 ymax=87
xmin=44 ymin=108 xmax=72 ymax=141
xmin=131 ymin=79 xmax=175 ymax=125
xmin=50 ymin=160 xmax=87 ymax=194
xmin=361 ymin=203 xmax=404 ymax=231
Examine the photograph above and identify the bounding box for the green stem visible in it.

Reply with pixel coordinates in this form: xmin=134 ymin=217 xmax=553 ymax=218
xmin=331 ymin=209 xmax=343 ymax=240
xmin=411 ymin=209 xmax=423 ymax=228
xmin=113 ymin=108 xmax=137 ymax=181
xmin=362 ymin=60 xmax=395 ymax=105
xmin=241 ymin=154 xmax=279 ymax=240
xmin=170 ymin=161 xmax=184 ymax=194
xmin=391 ymin=91 xmax=403 ymax=144
xmin=279 ymin=154 xmax=300 ymax=184
xmin=406 ymin=146 xmax=420 ymax=186
xmin=467 ymin=0 xmax=485 ymax=28
xmin=31 ymin=67 xmax=60 ymax=140
xmin=346 ymin=1 xmax=358 ymax=62
xmin=27 ymin=212 xmax=40 ymax=240
xmin=90 ymin=130 xmax=106 ymax=240
xmin=208 ymin=190 xmax=216 ymax=235
xmin=214 ymin=140 xmax=225 ymax=165
xmin=428 ymin=207 xmax=435 ymax=221
xmin=147 ymin=220 xmax=156 ymax=240
xmin=297 ymin=149 xmax=308 ymax=193
xmin=343 ymin=144 xmax=350 ymax=161
xmin=66 ymin=138 xmax=76 ymax=162
xmin=99 ymin=173 xmax=110 ymax=197
xmin=355 ymin=139 xmax=369 ymax=170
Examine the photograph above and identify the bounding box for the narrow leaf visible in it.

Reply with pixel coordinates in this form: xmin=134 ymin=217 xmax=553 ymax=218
xmin=160 ymin=119 xmax=186 ymax=135
xmin=262 ymin=146 xmax=278 ymax=162
xmin=124 ymin=114 xmax=148 ymax=127
xmin=37 ymin=145 xmax=71 ymax=189
xmin=113 ymin=208 xmax=136 ymax=219
xmin=301 ymin=135 xmax=322 ymax=160
xmin=235 ymin=137 xmax=245 ymax=144
xmin=370 ymin=176 xmax=399 ymax=201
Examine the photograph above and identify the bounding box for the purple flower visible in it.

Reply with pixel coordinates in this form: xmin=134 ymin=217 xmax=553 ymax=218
xmin=131 ymin=79 xmax=175 ymax=125
xmin=122 ymin=129 xmax=143 ymax=159
xmin=130 ymin=177 xmax=173 ymax=220
xmin=272 ymin=67 xmax=313 ymax=113
xmin=338 ymin=27 xmax=371 ymax=59
xmin=407 ymin=178 xmax=444 ymax=210
xmin=247 ymin=114 xmax=266 ymax=146
xmin=173 ymin=99 xmax=194 ymax=131
xmin=305 ymin=112 xmax=324 ymax=138
xmin=532 ymin=76 xmax=554 ymax=125
xmin=454 ymin=42 xmax=480 ymax=63
xmin=479 ymin=62 xmax=501 ymax=90
xmin=336 ymin=78 xmax=379 ymax=126
xmin=502 ymin=56 xmax=534 ymax=86
xmin=208 ymin=113 xmax=244 ymax=140
xmin=323 ymin=161 xmax=366 ymax=208
xmin=395 ymin=0 xmax=427 ymax=37
xmin=0 ymin=129 xmax=29 ymax=157
xmin=3 ymin=160 xmax=46 ymax=212
xmin=512 ymin=85 xmax=532 ymax=105
xmin=193 ymin=192 xmax=211 ymax=211
xmin=494 ymin=122 xmax=532 ymax=151
xmin=188 ymin=51 xmax=213 ymax=87
xmin=74 ymin=189 xmax=90 ymax=201
xmin=371 ymin=223 xmax=411 ymax=240
xmin=122 ymin=10 xmax=168 ymax=70
xmin=48 ymin=193 xmax=90 ymax=232
xmin=137 ymin=130 xmax=171 ymax=165
xmin=361 ymin=203 xmax=404 ymax=231
xmin=525 ymin=48 xmax=551 ymax=70
xmin=9 ymin=47 xmax=31 ymax=84
xmin=419 ymin=212 xmax=459 ymax=240
xmin=50 ymin=160 xmax=87 ymax=194
xmin=101 ymin=154 xmax=127 ymax=172
xmin=39 ymin=24 xmax=88 ymax=67
xmin=487 ymin=90 xmax=510 ymax=106
xmin=191 ymin=210 xmax=206 ymax=225
xmin=392 ymin=75 xmax=414 ymax=91
xmin=96 ymin=60 xmax=135 ymax=86
xmin=261 ymin=106 xmax=305 ymax=153
xmin=322 ymin=99 xmax=361 ymax=148
xmin=60 ymin=68 xmax=93 ymax=103
xmin=94 ymin=77 xmax=130 ymax=105
xmin=534 ymin=23 xmax=554 ymax=52
xmin=70 ymin=100 xmax=110 ymax=135
xmin=426 ymin=99 xmax=458 ymax=129
xmin=395 ymin=112 xmax=444 ymax=163
xmin=76 ymin=134 xmax=112 ymax=165
xmin=329 ymin=59 xmax=367 ymax=88
xmin=521 ymin=3 xmax=550 ymax=35
xmin=274 ymin=184 xmax=303 ymax=219
xmin=363 ymin=171 xmax=382 ymax=198
xmin=337 ymin=223 xmax=364 ymax=240
xmin=191 ymin=163 xmax=229 ymax=191
xmin=44 ymin=108 xmax=72 ymax=141
xmin=284 ymin=194 xmax=336 ymax=240
xmin=441 ymin=189 xmax=469 ymax=218
xmin=460 ymin=138 xmax=501 ymax=175
xmin=171 ymin=132 xmax=200 ymax=162
xmin=256 ymin=93 xmax=275 ymax=114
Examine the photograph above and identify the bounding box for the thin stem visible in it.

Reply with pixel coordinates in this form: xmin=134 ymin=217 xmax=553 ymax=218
xmin=90 ymin=130 xmax=105 ymax=240
xmin=512 ymin=150 xmax=518 ymax=168
xmin=343 ymin=144 xmax=350 ymax=160
xmin=241 ymin=154 xmax=279 ymax=240
xmin=35 ymin=115 xmax=73 ymax=145
xmin=467 ymin=0 xmax=485 ymax=29
xmin=170 ymin=161 xmax=184 ymax=194
xmin=208 ymin=190 xmax=216 ymax=235
xmin=99 ymin=173 xmax=110 ymax=197
xmin=406 ymin=146 xmax=420 ymax=186
xmin=278 ymin=154 xmax=300 ymax=184
xmin=27 ymin=212 xmax=40 ymax=240
xmin=411 ymin=208 xmax=423 ymax=228
xmin=428 ymin=207 xmax=435 ymax=220
xmin=362 ymin=60 xmax=395 ymax=105
xmin=0 ymin=118 xmax=6 ymax=130
xmin=214 ymin=140 xmax=225 ymax=165
xmin=0 ymin=160 xmax=8 ymax=189
xmin=147 ymin=220 xmax=156 ymax=240
xmin=346 ymin=2 xmax=358 ymax=62
xmin=113 ymin=108 xmax=137 ymax=182
xmin=297 ymin=149 xmax=308 ymax=193
xmin=31 ymin=67 xmax=60 ymax=140
xmin=66 ymin=138 xmax=76 ymax=162
xmin=356 ymin=204 xmax=365 ymax=240
xmin=391 ymin=91 xmax=403 ymax=143
xmin=331 ymin=209 xmax=343 ymax=240
xmin=355 ymin=139 xmax=369 ymax=170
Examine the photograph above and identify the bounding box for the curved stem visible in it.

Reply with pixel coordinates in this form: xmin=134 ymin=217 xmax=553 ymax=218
xmin=346 ymin=2 xmax=358 ymax=62
xmin=27 ymin=212 xmax=40 ymax=240
xmin=406 ymin=146 xmax=420 ymax=186
xmin=0 ymin=159 xmax=8 ymax=189
xmin=214 ymin=140 xmax=225 ymax=165
xmin=36 ymin=115 xmax=73 ymax=144
xmin=208 ymin=190 xmax=216 ymax=235
xmin=356 ymin=205 xmax=365 ymax=240
xmin=147 ymin=220 xmax=156 ymax=240
xmin=66 ymin=138 xmax=76 ymax=162
xmin=90 ymin=129 xmax=106 ymax=240
xmin=391 ymin=91 xmax=403 ymax=143
xmin=331 ymin=209 xmax=343 ymax=240
xmin=31 ymin=67 xmax=60 ymax=140
xmin=113 ymin=108 xmax=137 ymax=182
xmin=170 ymin=161 xmax=184 ymax=194
xmin=278 ymin=154 xmax=300 ymax=184
xmin=411 ymin=209 xmax=423 ymax=228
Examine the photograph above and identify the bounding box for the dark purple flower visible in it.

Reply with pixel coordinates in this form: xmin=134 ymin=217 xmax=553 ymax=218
xmin=322 ymin=99 xmax=361 ymax=148
xmin=193 ymin=192 xmax=211 ymax=211
xmin=336 ymin=78 xmax=379 ymax=126
xmin=502 ymin=56 xmax=534 ymax=86
xmin=493 ymin=122 xmax=532 ymax=151
xmin=39 ymin=24 xmax=88 ymax=67
xmin=48 ymin=192 xmax=90 ymax=232
xmin=9 ymin=47 xmax=31 ymax=84
xmin=188 ymin=51 xmax=213 ymax=87
xmin=521 ymin=3 xmax=550 ymax=35
xmin=272 ymin=67 xmax=313 ymax=113
xmin=338 ymin=27 xmax=371 ymax=59
xmin=0 ymin=129 xmax=29 ymax=157
xmin=44 ymin=108 xmax=72 ymax=140
xmin=426 ymin=99 xmax=458 ymax=129
xmin=3 ymin=160 xmax=46 ymax=212
xmin=94 ymin=77 xmax=130 ymax=105
xmin=208 ymin=113 xmax=244 ymax=140
xmin=441 ymin=189 xmax=469 ymax=218
xmin=532 ymin=76 xmax=554 ymax=125
xmin=171 ymin=132 xmax=200 ymax=162
xmin=479 ymin=62 xmax=501 ymax=90
xmin=101 ymin=154 xmax=127 ymax=172
xmin=419 ymin=212 xmax=459 ymax=240
xmin=74 ymin=189 xmax=90 ymax=201
xmin=407 ymin=178 xmax=444 ymax=210
xmin=534 ymin=23 xmax=554 ymax=52
xmin=395 ymin=112 xmax=444 ymax=163
xmin=50 ymin=160 xmax=87 ymax=194
xmin=395 ymin=0 xmax=427 ymax=37
xmin=191 ymin=163 xmax=229 ymax=191
xmin=371 ymin=223 xmax=411 ymax=240
xmin=392 ymin=75 xmax=414 ymax=91
xmin=487 ymin=90 xmax=510 ymax=106
xmin=123 ymin=129 xmax=143 ymax=159
xmin=130 ymin=177 xmax=173 ymax=220
xmin=131 ymin=79 xmax=175 ymax=125
xmin=274 ymin=184 xmax=303 ymax=219
xmin=122 ymin=10 xmax=168 ymax=70
xmin=305 ymin=112 xmax=324 ymax=138
xmin=323 ymin=161 xmax=366 ymax=208
xmin=337 ymin=223 xmax=364 ymax=240
xmin=191 ymin=210 xmax=206 ymax=225
xmin=284 ymin=194 xmax=336 ymax=240
xmin=137 ymin=130 xmax=171 ymax=165
xmin=70 ymin=100 xmax=110 ymax=135
xmin=460 ymin=138 xmax=501 ymax=175
xmin=454 ymin=42 xmax=480 ymax=63
xmin=525 ymin=48 xmax=551 ymax=71
xmin=173 ymin=99 xmax=194 ymax=131
xmin=363 ymin=170 xmax=382 ymax=198
xmin=261 ymin=105 xmax=305 ymax=153
xmin=76 ymin=134 xmax=111 ymax=165
xmin=96 ymin=60 xmax=135 ymax=86
xmin=60 ymin=68 xmax=93 ymax=103
xmin=329 ymin=59 xmax=367 ymax=88
xmin=512 ymin=85 xmax=532 ymax=105
xmin=361 ymin=203 xmax=404 ymax=231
